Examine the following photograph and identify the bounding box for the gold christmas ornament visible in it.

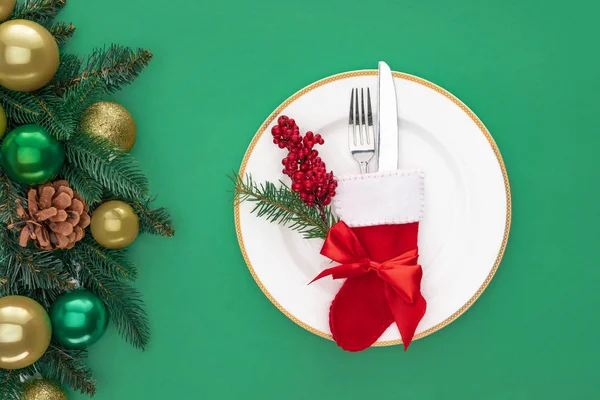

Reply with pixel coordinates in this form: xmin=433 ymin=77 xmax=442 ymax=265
xmin=0 ymin=20 xmax=60 ymax=92
xmin=0 ymin=0 xmax=15 ymax=21
xmin=0 ymin=103 xmax=6 ymax=137
xmin=0 ymin=296 xmax=52 ymax=369
xmin=91 ymin=200 xmax=139 ymax=249
xmin=80 ymin=101 xmax=137 ymax=152
xmin=21 ymin=378 xmax=67 ymax=400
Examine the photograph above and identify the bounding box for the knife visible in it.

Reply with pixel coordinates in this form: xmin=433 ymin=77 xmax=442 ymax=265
xmin=376 ymin=61 xmax=399 ymax=171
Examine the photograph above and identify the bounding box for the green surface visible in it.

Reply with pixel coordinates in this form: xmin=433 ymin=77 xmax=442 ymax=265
xmin=60 ymin=0 xmax=599 ymax=399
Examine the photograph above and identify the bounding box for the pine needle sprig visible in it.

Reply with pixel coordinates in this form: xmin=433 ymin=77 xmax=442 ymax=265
xmin=10 ymin=0 xmax=67 ymax=27
xmin=38 ymin=345 xmax=96 ymax=396
xmin=49 ymin=21 xmax=76 ymax=46
xmin=0 ymin=369 xmax=20 ymax=400
xmin=129 ymin=197 xmax=175 ymax=237
xmin=233 ymin=173 xmax=336 ymax=240
xmin=60 ymin=164 xmax=103 ymax=206
xmin=65 ymin=133 xmax=149 ymax=200
xmin=80 ymin=267 xmax=150 ymax=350
xmin=57 ymin=45 xmax=153 ymax=93
xmin=73 ymin=236 xmax=137 ymax=282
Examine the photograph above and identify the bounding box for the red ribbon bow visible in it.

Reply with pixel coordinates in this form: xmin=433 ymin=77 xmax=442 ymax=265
xmin=311 ymin=221 xmax=426 ymax=350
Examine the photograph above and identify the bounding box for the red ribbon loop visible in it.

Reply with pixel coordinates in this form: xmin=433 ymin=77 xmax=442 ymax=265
xmin=310 ymin=221 xmax=426 ymax=350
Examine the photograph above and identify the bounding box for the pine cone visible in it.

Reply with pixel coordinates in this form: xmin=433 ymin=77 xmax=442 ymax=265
xmin=9 ymin=180 xmax=91 ymax=250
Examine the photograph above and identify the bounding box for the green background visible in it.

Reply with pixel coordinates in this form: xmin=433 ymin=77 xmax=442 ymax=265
xmin=60 ymin=0 xmax=599 ymax=398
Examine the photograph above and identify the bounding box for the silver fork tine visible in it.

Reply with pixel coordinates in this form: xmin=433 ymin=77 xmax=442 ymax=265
xmin=349 ymin=88 xmax=356 ymax=146
xmin=360 ymin=88 xmax=367 ymax=145
xmin=354 ymin=88 xmax=361 ymax=144
xmin=366 ymin=87 xmax=374 ymax=145
xmin=348 ymin=87 xmax=375 ymax=174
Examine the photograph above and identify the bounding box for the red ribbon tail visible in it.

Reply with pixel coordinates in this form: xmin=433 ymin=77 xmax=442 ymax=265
xmin=309 ymin=268 xmax=336 ymax=285
xmin=384 ymin=283 xmax=427 ymax=351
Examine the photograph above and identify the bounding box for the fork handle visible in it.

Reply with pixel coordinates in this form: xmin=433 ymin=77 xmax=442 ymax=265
xmin=359 ymin=162 xmax=368 ymax=174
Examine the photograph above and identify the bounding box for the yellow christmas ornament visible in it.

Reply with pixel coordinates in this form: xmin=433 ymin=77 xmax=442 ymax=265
xmin=80 ymin=101 xmax=137 ymax=152
xmin=21 ymin=378 xmax=67 ymax=400
xmin=91 ymin=200 xmax=139 ymax=249
xmin=0 ymin=103 xmax=6 ymax=137
xmin=0 ymin=0 xmax=15 ymax=21
xmin=0 ymin=296 xmax=52 ymax=369
xmin=0 ymin=20 xmax=60 ymax=92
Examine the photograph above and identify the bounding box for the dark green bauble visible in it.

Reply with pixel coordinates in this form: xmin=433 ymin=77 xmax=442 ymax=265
xmin=49 ymin=289 xmax=109 ymax=349
xmin=0 ymin=124 xmax=64 ymax=185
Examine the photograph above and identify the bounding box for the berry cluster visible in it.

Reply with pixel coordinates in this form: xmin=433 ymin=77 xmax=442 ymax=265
xmin=271 ymin=115 xmax=337 ymax=207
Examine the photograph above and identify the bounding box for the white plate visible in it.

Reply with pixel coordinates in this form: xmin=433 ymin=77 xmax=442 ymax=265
xmin=235 ymin=70 xmax=511 ymax=346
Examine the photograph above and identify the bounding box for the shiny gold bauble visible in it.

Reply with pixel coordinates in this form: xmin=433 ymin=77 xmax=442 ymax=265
xmin=0 ymin=103 xmax=6 ymax=137
xmin=0 ymin=0 xmax=15 ymax=21
xmin=0 ymin=296 xmax=52 ymax=369
xmin=21 ymin=378 xmax=67 ymax=400
xmin=80 ymin=101 xmax=137 ymax=152
xmin=0 ymin=20 xmax=60 ymax=92
xmin=91 ymin=200 xmax=139 ymax=249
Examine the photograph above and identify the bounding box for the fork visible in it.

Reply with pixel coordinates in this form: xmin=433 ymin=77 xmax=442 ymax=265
xmin=348 ymin=88 xmax=376 ymax=173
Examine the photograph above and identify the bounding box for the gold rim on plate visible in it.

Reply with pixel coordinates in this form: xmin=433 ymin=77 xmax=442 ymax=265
xmin=234 ymin=70 xmax=512 ymax=346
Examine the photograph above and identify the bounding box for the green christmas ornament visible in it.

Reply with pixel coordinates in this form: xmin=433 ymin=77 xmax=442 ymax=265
xmin=50 ymin=289 xmax=109 ymax=349
xmin=0 ymin=124 xmax=65 ymax=185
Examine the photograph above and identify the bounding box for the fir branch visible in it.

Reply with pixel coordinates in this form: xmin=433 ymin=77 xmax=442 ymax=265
xmin=57 ymin=45 xmax=153 ymax=93
xmin=29 ymin=90 xmax=74 ymax=140
xmin=0 ymin=369 xmax=20 ymax=400
xmin=1 ymin=242 xmax=74 ymax=291
xmin=73 ymin=236 xmax=137 ymax=282
xmin=49 ymin=21 xmax=76 ymax=46
xmin=0 ymin=171 xmax=25 ymax=224
xmin=65 ymin=133 xmax=149 ymax=200
xmin=10 ymin=0 xmax=67 ymax=26
xmin=0 ymin=87 xmax=44 ymax=124
xmin=37 ymin=345 xmax=96 ymax=396
xmin=129 ymin=197 xmax=175 ymax=237
xmin=81 ymin=268 xmax=150 ymax=350
xmin=232 ymin=174 xmax=335 ymax=240
xmin=60 ymin=163 xmax=103 ymax=206
xmin=54 ymin=53 xmax=82 ymax=90
xmin=0 ymin=86 xmax=74 ymax=139
xmin=63 ymin=76 xmax=105 ymax=111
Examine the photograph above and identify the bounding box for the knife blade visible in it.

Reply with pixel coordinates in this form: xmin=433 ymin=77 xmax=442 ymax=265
xmin=377 ymin=61 xmax=399 ymax=171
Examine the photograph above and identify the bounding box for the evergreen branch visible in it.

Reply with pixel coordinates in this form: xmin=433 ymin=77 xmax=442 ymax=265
xmin=57 ymin=45 xmax=153 ymax=93
xmin=49 ymin=21 xmax=76 ymax=46
xmin=10 ymin=0 xmax=67 ymax=26
xmin=0 ymin=369 xmax=20 ymax=400
xmin=73 ymin=236 xmax=137 ymax=282
xmin=65 ymin=133 xmax=149 ymax=200
xmin=81 ymin=268 xmax=150 ymax=350
xmin=30 ymin=91 xmax=74 ymax=140
xmin=1 ymin=241 xmax=74 ymax=291
xmin=37 ymin=345 xmax=96 ymax=396
xmin=0 ymin=87 xmax=43 ymax=124
xmin=0 ymin=171 xmax=25 ymax=224
xmin=232 ymin=174 xmax=334 ymax=240
xmin=129 ymin=197 xmax=175 ymax=237
xmin=54 ymin=53 xmax=82 ymax=91
xmin=60 ymin=163 xmax=103 ymax=206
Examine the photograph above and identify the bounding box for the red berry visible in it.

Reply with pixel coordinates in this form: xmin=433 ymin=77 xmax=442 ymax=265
xmin=272 ymin=126 xmax=281 ymax=135
xmin=304 ymin=181 xmax=314 ymax=191
xmin=292 ymin=183 xmax=303 ymax=192
xmin=323 ymin=197 xmax=332 ymax=206
xmin=278 ymin=142 xmax=285 ymax=149
xmin=293 ymin=171 xmax=305 ymax=182
xmin=291 ymin=135 xmax=301 ymax=143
